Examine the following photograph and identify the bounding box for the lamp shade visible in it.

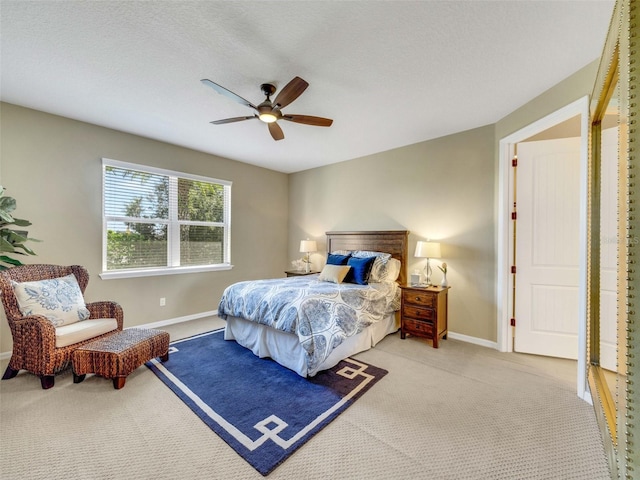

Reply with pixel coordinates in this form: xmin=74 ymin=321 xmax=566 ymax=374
xmin=414 ymin=241 xmax=441 ymax=258
xmin=299 ymin=240 xmax=317 ymax=253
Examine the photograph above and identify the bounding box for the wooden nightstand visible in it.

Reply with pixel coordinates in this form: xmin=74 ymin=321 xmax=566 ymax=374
xmin=284 ymin=270 xmax=319 ymax=277
xmin=399 ymin=285 xmax=450 ymax=348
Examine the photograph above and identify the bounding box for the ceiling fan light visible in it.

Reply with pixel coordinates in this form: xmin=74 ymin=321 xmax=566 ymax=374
xmin=259 ymin=112 xmax=278 ymax=123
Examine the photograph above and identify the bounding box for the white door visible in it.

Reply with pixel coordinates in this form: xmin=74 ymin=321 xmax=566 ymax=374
xmin=514 ymin=137 xmax=581 ymax=359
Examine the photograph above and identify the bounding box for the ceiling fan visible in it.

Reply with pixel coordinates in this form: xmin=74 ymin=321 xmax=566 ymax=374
xmin=200 ymin=76 xmax=333 ymax=141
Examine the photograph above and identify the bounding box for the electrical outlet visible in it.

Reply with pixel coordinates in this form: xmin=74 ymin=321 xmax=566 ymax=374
xmin=160 ymin=297 xmax=166 ymax=307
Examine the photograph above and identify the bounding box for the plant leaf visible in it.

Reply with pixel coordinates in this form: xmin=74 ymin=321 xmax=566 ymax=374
xmin=0 ymin=237 xmax=16 ymax=253
xmin=0 ymin=196 xmax=17 ymax=214
xmin=0 ymin=210 xmax=15 ymax=223
xmin=14 ymin=244 xmax=36 ymax=255
xmin=11 ymin=218 xmax=32 ymax=227
xmin=5 ymin=230 xmax=27 ymax=242
xmin=0 ymin=255 xmax=24 ymax=266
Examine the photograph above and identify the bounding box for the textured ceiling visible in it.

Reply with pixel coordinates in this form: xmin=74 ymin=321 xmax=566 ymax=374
xmin=1 ymin=1 xmax=615 ymax=173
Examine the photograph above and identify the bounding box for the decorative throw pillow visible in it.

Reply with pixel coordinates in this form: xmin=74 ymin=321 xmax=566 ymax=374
xmin=384 ymin=258 xmax=402 ymax=282
xmin=12 ymin=274 xmax=90 ymax=327
xmin=368 ymin=257 xmax=387 ymax=283
xmin=344 ymin=256 xmax=376 ymax=285
xmin=326 ymin=253 xmax=351 ymax=265
xmin=318 ymin=264 xmax=351 ymax=284
xmin=370 ymin=257 xmax=402 ymax=283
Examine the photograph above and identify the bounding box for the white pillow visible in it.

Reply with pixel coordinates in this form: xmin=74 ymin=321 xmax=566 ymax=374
xmin=384 ymin=258 xmax=402 ymax=282
xmin=369 ymin=257 xmax=402 ymax=283
xmin=318 ymin=264 xmax=351 ymax=284
xmin=12 ymin=274 xmax=90 ymax=327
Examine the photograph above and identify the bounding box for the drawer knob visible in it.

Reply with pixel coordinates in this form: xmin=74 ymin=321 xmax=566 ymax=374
xmin=415 ymin=296 xmax=421 ymax=302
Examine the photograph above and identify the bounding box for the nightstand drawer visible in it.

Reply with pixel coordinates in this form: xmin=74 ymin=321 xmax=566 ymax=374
xmin=402 ymin=318 xmax=434 ymax=337
xmin=402 ymin=290 xmax=436 ymax=308
xmin=403 ymin=305 xmax=436 ymax=321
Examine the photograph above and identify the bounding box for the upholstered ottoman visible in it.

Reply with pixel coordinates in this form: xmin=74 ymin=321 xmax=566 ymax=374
xmin=72 ymin=328 xmax=170 ymax=389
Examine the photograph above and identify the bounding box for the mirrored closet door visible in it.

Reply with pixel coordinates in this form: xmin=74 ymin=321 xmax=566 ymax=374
xmin=587 ymin=0 xmax=638 ymax=476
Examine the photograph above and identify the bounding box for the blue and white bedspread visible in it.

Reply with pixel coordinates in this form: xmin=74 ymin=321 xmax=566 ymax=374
xmin=218 ymin=275 xmax=400 ymax=374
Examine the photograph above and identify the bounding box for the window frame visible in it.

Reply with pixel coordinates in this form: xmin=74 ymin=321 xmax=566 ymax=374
xmin=100 ymin=158 xmax=232 ymax=279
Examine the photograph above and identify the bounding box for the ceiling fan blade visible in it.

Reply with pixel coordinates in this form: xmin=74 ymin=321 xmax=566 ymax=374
xmin=210 ymin=116 xmax=257 ymax=125
xmin=201 ymin=79 xmax=257 ymax=110
xmin=281 ymin=114 xmax=333 ymax=127
xmin=273 ymin=77 xmax=309 ymax=109
xmin=268 ymin=122 xmax=284 ymax=141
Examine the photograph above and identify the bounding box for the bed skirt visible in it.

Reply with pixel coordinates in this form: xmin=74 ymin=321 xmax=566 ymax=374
xmin=223 ymin=312 xmax=399 ymax=377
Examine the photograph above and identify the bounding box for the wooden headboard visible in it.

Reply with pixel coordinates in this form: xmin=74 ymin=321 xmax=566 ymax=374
xmin=325 ymin=230 xmax=409 ymax=285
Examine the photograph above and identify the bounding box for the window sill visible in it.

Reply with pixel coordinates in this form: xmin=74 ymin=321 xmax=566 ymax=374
xmin=99 ymin=264 xmax=233 ymax=280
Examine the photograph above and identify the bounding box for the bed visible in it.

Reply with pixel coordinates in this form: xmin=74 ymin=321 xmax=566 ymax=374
xmin=219 ymin=230 xmax=409 ymax=377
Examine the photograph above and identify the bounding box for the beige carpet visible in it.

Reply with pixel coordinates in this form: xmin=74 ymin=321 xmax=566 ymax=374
xmin=0 ymin=317 xmax=610 ymax=479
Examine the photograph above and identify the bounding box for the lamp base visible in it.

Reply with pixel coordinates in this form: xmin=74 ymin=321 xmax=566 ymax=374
xmin=423 ymin=259 xmax=433 ymax=287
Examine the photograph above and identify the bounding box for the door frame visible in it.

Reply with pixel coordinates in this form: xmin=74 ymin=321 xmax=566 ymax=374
xmin=497 ymin=95 xmax=590 ymax=401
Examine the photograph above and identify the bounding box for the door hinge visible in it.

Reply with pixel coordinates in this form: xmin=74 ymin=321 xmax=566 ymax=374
xmin=511 ymin=212 xmax=517 ymax=220
xmin=512 ymin=157 xmax=518 ymax=167
xmin=510 ymin=318 xmax=516 ymax=327
xmin=511 ymin=266 xmax=517 ymax=274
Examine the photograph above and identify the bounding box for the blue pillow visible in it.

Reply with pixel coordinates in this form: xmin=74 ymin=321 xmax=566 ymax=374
xmin=327 ymin=253 xmax=350 ymax=265
xmin=344 ymin=256 xmax=375 ymax=285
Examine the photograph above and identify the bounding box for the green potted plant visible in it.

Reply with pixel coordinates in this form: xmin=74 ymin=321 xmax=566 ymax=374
xmin=0 ymin=186 xmax=38 ymax=270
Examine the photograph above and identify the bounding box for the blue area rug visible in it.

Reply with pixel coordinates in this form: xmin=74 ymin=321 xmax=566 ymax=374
xmin=146 ymin=329 xmax=388 ymax=476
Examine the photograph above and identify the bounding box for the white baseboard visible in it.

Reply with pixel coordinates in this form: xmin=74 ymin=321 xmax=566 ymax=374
xmin=127 ymin=310 xmax=218 ymax=330
xmin=447 ymin=331 xmax=498 ymax=350
xmin=580 ymin=389 xmax=593 ymax=405
xmin=0 ymin=310 xmax=218 ymax=361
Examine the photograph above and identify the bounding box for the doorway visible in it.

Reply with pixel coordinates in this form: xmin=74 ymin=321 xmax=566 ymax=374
xmin=497 ymin=96 xmax=590 ymax=400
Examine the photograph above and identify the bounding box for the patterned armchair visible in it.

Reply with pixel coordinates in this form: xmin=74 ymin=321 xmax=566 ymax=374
xmin=0 ymin=264 xmax=123 ymax=389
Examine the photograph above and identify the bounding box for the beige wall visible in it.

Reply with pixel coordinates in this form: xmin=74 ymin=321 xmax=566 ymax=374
xmin=0 ymin=103 xmax=289 ymax=353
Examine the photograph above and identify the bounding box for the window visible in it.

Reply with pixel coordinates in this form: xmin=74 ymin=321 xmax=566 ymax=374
xmin=101 ymin=158 xmax=232 ymax=279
